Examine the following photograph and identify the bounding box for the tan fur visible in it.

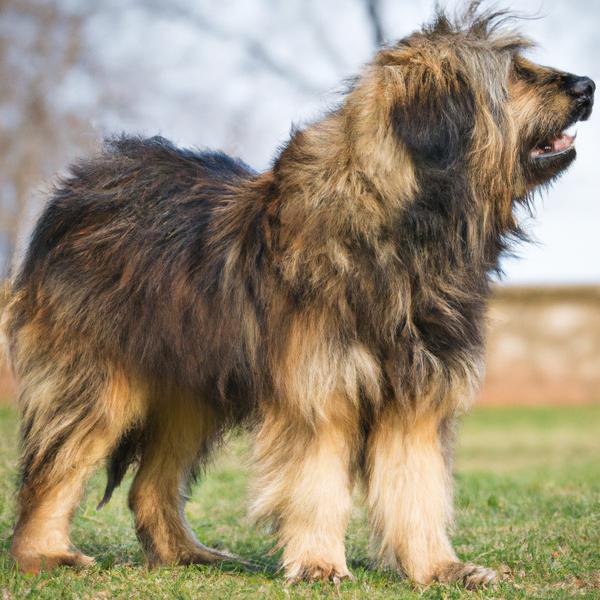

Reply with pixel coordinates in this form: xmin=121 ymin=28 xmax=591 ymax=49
xmin=11 ymin=364 xmax=147 ymax=573
xmin=250 ymin=397 xmax=359 ymax=581
xmin=274 ymin=313 xmax=382 ymax=422
xmin=366 ymin=407 xmax=456 ymax=584
xmin=128 ymin=388 xmax=226 ymax=566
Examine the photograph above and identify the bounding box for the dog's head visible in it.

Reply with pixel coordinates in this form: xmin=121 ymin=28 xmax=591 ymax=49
xmin=348 ymin=3 xmax=594 ymax=210
xmin=510 ymin=55 xmax=594 ymax=189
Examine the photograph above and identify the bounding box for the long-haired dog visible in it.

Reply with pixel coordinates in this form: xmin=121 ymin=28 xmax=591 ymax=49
xmin=2 ymin=2 xmax=594 ymax=589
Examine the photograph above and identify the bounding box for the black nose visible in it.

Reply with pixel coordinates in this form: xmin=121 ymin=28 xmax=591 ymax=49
xmin=566 ymin=75 xmax=596 ymax=99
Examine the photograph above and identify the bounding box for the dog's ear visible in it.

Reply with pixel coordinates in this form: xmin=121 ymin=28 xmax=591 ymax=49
xmin=390 ymin=62 xmax=476 ymax=170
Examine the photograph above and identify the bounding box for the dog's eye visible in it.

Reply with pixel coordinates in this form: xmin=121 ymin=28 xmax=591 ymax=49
xmin=513 ymin=61 xmax=537 ymax=84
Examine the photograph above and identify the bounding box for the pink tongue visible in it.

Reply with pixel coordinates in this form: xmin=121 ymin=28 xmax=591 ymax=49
xmin=551 ymin=133 xmax=575 ymax=152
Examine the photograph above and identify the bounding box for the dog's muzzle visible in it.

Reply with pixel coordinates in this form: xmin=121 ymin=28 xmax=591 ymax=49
xmin=565 ymin=75 xmax=595 ymax=121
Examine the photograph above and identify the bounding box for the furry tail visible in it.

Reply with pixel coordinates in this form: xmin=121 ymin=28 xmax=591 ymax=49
xmin=97 ymin=426 xmax=143 ymax=510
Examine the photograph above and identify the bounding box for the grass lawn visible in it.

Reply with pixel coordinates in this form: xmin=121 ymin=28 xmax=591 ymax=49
xmin=0 ymin=404 xmax=599 ymax=599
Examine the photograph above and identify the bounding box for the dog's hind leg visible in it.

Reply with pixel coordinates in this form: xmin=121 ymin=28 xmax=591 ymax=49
xmin=127 ymin=390 xmax=227 ymax=567
xmin=10 ymin=338 xmax=146 ymax=573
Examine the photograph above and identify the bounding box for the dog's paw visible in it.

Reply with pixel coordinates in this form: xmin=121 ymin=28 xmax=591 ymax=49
xmin=285 ymin=562 xmax=354 ymax=586
xmin=436 ymin=561 xmax=497 ymax=589
xmin=13 ymin=550 xmax=96 ymax=574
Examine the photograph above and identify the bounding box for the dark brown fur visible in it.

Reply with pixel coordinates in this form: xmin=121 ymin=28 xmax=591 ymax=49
xmin=2 ymin=2 xmax=593 ymax=587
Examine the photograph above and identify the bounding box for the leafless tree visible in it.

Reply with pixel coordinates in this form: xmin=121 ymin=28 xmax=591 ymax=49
xmin=365 ymin=0 xmax=386 ymax=47
xmin=137 ymin=0 xmax=386 ymax=95
xmin=0 ymin=1 xmax=89 ymax=276
xmin=0 ymin=0 xmax=145 ymax=276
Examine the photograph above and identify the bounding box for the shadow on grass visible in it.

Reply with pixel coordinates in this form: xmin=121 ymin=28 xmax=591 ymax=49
xmin=73 ymin=541 xmax=406 ymax=586
xmin=76 ymin=540 xmax=282 ymax=579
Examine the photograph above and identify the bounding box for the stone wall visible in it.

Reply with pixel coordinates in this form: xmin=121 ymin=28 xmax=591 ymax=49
xmin=480 ymin=286 xmax=600 ymax=405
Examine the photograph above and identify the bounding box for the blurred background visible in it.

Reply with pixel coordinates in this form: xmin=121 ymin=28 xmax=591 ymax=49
xmin=0 ymin=0 xmax=598 ymax=405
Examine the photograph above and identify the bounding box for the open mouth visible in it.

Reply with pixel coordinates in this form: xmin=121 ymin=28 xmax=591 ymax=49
xmin=530 ymin=125 xmax=577 ymax=160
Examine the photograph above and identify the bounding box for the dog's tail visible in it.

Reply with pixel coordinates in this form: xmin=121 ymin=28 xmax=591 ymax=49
xmin=97 ymin=426 xmax=143 ymax=510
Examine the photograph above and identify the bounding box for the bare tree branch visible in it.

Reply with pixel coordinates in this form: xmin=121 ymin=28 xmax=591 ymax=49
xmin=0 ymin=0 xmax=92 ymax=276
xmin=365 ymin=0 xmax=385 ymax=47
xmin=140 ymin=0 xmax=324 ymax=95
xmin=301 ymin=0 xmax=350 ymax=73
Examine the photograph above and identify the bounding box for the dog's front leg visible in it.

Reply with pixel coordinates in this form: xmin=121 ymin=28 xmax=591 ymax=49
xmin=365 ymin=406 xmax=496 ymax=589
xmin=250 ymin=399 xmax=358 ymax=584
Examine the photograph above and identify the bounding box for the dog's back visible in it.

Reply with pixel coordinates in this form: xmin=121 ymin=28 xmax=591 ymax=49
xmin=8 ymin=135 xmax=263 ymax=391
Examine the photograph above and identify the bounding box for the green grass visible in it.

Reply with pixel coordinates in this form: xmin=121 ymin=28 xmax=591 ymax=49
xmin=0 ymin=404 xmax=599 ymax=599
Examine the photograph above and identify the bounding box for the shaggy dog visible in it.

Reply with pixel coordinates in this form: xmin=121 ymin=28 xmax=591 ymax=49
xmin=3 ymin=2 xmax=594 ymax=589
